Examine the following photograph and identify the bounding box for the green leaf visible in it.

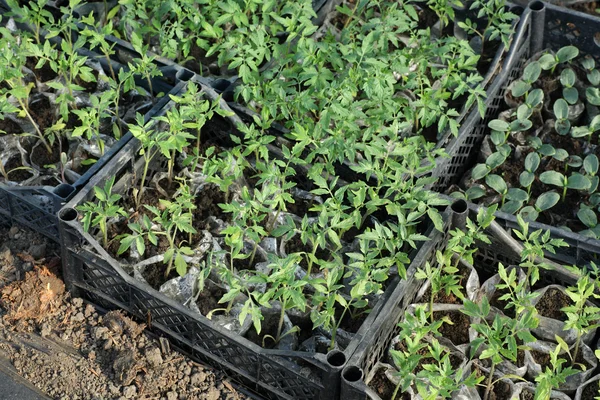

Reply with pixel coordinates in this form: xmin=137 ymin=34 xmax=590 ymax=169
xmin=524 ymin=152 xmax=540 ymax=172
xmin=519 ymin=171 xmax=535 ymax=188
xmin=556 ymin=46 xmax=579 ymax=63
xmin=567 ymin=173 xmax=591 ymax=190
xmin=538 ymin=53 xmax=557 ymax=70
xmin=486 ymin=174 xmax=507 ymax=194
xmin=553 ymin=99 xmax=569 ymax=120
xmin=465 ymin=186 xmax=486 ymax=200
xmin=511 ymin=80 xmax=530 ymax=98
xmin=563 ymin=87 xmax=579 ymax=105
xmin=538 ymin=144 xmax=556 ymax=157
xmin=585 ymin=154 xmax=599 ymax=175
xmin=516 ymin=104 xmax=531 ymax=121
xmin=587 ymin=87 xmax=600 ymax=106
xmin=486 ymin=152 xmax=508 ymax=169
xmin=526 ymin=89 xmax=544 ymax=109
xmin=578 ymin=208 xmax=597 ymax=228
xmin=472 ymin=164 xmax=490 ymax=181
xmin=523 ymin=61 xmax=541 ymax=83
xmin=507 ymin=188 xmax=529 ymax=202
xmin=553 ymin=148 xmax=569 ymax=161
xmin=519 ymin=206 xmax=539 ymax=221
xmin=540 ymin=171 xmax=566 ymax=187
xmin=428 ymin=209 xmax=444 ymax=232
xmin=510 ymin=118 xmax=533 ymax=132
xmin=535 ymin=192 xmax=560 ymax=211
xmin=501 ymin=200 xmax=523 ymax=215
xmin=488 ymin=119 xmax=509 ymax=132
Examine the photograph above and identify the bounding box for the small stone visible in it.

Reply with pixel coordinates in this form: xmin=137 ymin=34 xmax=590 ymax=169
xmin=27 ymin=243 xmax=46 ymax=259
xmin=72 ymin=312 xmax=85 ymax=323
xmin=190 ymin=372 xmax=206 ymax=386
xmin=72 ymin=298 xmax=84 ymax=307
xmin=40 ymin=323 xmax=51 ymax=337
xmin=84 ymin=304 xmax=95 ymax=317
xmin=122 ymin=385 xmax=137 ymax=399
xmin=166 ymin=391 xmax=178 ymax=400
xmin=144 ymin=346 xmax=163 ymax=368
xmin=8 ymin=226 xmax=19 ymax=239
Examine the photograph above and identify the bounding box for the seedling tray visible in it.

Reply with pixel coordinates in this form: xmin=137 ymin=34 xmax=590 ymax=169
xmin=37 ymin=0 xmax=336 ymax=80
xmin=213 ymin=3 xmax=524 ymax=187
xmin=431 ymin=1 xmax=600 ymax=192
xmin=339 ymin=198 xmax=588 ymax=400
xmin=430 ymin=1 xmax=600 ymax=263
xmin=57 ymin=78 xmax=437 ymax=400
xmin=0 ymin=9 xmax=192 ymax=241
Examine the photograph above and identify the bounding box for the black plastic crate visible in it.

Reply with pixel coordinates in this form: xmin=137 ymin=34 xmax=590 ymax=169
xmin=56 ymin=77 xmax=438 ymax=400
xmin=339 ymin=199 xmax=588 ymax=400
xmin=0 ymin=10 xmax=191 ymax=241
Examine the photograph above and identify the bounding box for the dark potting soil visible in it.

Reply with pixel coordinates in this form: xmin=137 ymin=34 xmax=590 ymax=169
xmin=535 ymin=288 xmax=571 ymax=321
xmin=30 ymin=136 xmax=68 ymax=170
xmin=581 ymin=379 xmax=600 ymax=400
xmin=29 ymin=96 xmax=55 ymax=132
xmin=0 ymin=117 xmax=22 ymax=135
xmin=244 ymin=311 xmax=281 ymax=350
xmin=141 ymin=258 xmax=180 ymax=291
xmin=521 ymin=389 xmax=534 ymax=400
xmin=477 ymin=38 xmax=502 ymax=76
xmin=194 ymin=183 xmax=231 ymax=227
xmin=531 ymin=347 xmax=592 ymax=372
xmin=284 ymin=234 xmax=331 ymax=271
xmin=368 ymin=367 xmax=410 ymax=400
xmin=434 ymin=310 xmax=470 ymax=346
xmin=490 ymin=287 xmax=516 ymax=318
xmin=26 ymin=57 xmax=58 ymax=82
xmin=195 ymin=283 xmax=226 ymax=316
xmin=185 ymin=42 xmax=219 ymax=75
xmin=338 ymin=306 xmax=368 ymax=334
xmin=0 ymin=223 xmax=247 ymax=400
xmin=2 ymin=154 xmax=32 ymax=182
xmin=473 ymin=364 xmax=513 ymax=400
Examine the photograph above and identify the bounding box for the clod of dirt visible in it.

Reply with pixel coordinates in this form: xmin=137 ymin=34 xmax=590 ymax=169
xmin=1 ymin=266 xmax=65 ymax=322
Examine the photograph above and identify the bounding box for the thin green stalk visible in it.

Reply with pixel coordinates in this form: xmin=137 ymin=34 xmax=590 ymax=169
xmin=276 ymin=299 xmax=287 ymax=343
xmin=16 ymin=97 xmax=51 ymax=153
xmin=483 ymin=362 xmax=496 ymax=400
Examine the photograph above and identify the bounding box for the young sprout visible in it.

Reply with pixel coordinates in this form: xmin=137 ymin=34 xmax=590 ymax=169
xmin=538 ymin=46 xmax=579 ymax=74
xmin=534 ymin=341 xmax=578 ymax=400
xmin=539 ymin=170 xmax=591 ymax=202
xmin=513 ymin=215 xmax=568 ymax=286
xmin=561 ymin=274 xmax=600 ymax=365
xmin=248 ymin=254 xmax=307 ymax=347
xmin=462 ymin=297 xmax=538 ymax=400
xmin=78 ymin=176 xmax=126 ymax=248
